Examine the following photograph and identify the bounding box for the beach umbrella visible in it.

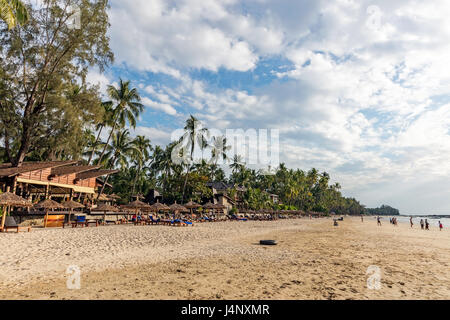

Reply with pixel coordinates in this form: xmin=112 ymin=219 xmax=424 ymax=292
xmin=150 ymin=202 xmax=170 ymax=212
xmin=184 ymin=200 xmax=201 ymax=218
xmin=61 ymin=200 xmax=85 ymax=224
xmin=169 ymin=202 xmax=188 ymax=219
xmin=123 ymin=200 xmax=151 ymax=220
xmin=185 ymin=200 xmax=201 ymax=209
xmin=94 ymin=203 xmax=118 ymax=225
xmin=202 ymin=202 xmax=216 ymax=217
xmin=34 ymin=199 xmax=64 ymax=228
xmin=213 ymin=203 xmax=226 ymax=217
xmin=0 ymin=192 xmax=33 ymax=230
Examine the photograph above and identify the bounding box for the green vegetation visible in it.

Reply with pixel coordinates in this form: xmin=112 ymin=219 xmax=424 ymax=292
xmin=365 ymin=205 xmax=400 ymax=216
xmin=0 ymin=0 xmax=28 ymax=29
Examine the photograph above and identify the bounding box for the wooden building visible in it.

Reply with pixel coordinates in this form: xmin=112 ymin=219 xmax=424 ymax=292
xmin=0 ymin=161 xmax=118 ymax=202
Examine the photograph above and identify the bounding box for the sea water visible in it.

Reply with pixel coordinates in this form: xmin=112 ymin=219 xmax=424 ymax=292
xmin=377 ymin=215 xmax=450 ymax=228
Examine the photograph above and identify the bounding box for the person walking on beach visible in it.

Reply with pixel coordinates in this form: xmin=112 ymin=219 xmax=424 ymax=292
xmin=439 ymin=221 xmax=443 ymax=231
xmin=425 ymin=219 xmax=430 ymax=230
xmin=361 ymin=215 xmax=364 ymax=222
xmin=377 ymin=216 xmax=381 ymax=226
xmin=420 ymin=219 xmax=424 ymax=230
xmin=410 ymin=217 xmax=414 ymax=228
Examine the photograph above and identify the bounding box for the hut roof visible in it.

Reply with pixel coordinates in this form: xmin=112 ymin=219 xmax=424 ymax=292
xmin=184 ymin=201 xmax=201 ymax=209
xmin=150 ymin=202 xmax=170 ymax=211
xmin=0 ymin=192 xmax=33 ymax=207
xmin=75 ymin=169 xmax=119 ymax=181
xmin=34 ymin=199 xmax=64 ymax=209
xmin=0 ymin=161 xmax=78 ymax=178
xmin=169 ymin=203 xmax=188 ymax=212
xmin=61 ymin=200 xmax=85 ymax=209
xmin=203 ymin=202 xmax=216 ymax=209
xmin=50 ymin=165 xmax=100 ymax=177
xmin=124 ymin=200 xmax=152 ymax=209
xmin=213 ymin=203 xmax=226 ymax=209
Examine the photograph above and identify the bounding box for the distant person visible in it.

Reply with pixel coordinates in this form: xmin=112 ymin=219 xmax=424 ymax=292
xmin=377 ymin=216 xmax=381 ymax=226
xmin=361 ymin=215 xmax=364 ymax=222
xmin=425 ymin=219 xmax=430 ymax=230
xmin=439 ymin=221 xmax=443 ymax=231
xmin=410 ymin=217 xmax=414 ymax=228
xmin=394 ymin=218 xmax=398 ymax=226
xmin=420 ymin=219 xmax=424 ymax=230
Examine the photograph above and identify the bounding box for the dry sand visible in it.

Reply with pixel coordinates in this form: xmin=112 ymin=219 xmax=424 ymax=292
xmin=0 ymin=217 xmax=449 ymax=300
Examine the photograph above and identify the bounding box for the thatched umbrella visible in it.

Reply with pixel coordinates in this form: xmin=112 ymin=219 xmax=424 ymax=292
xmin=0 ymin=192 xmax=33 ymax=230
xmin=61 ymin=200 xmax=85 ymax=224
xmin=184 ymin=200 xmax=201 ymax=218
xmin=94 ymin=203 xmax=118 ymax=225
xmin=169 ymin=202 xmax=188 ymax=219
xmin=213 ymin=203 xmax=226 ymax=217
xmin=34 ymin=199 xmax=64 ymax=228
xmin=124 ymin=200 xmax=152 ymax=220
xmin=150 ymin=202 xmax=170 ymax=211
xmin=203 ymin=202 xmax=215 ymax=217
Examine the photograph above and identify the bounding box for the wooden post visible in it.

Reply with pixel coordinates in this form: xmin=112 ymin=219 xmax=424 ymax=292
xmin=0 ymin=205 xmax=7 ymax=231
xmin=44 ymin=209 xmax=48 ymax=228
xmin=69 ymin=189 xmax=73 ymax=201
xmin=44 ymin=185 xmax=49 ymax=200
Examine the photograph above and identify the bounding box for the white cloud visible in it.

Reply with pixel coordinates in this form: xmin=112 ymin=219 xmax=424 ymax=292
xmin=142 ymin=97 xmax=177 ymax=116
xmin=105 ymin=0 xmax=450 ymax=214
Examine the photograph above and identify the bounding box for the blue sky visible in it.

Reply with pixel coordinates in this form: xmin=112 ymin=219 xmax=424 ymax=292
xmin=86 ymin=0 xmax=450 ymax=215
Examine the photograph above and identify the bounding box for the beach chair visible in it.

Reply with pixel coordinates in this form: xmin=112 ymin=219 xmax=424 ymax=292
xmin=149 ymin=216 xmax=160 ymax=225
xmin=1 ymin=216 xmax=31 ymax=233
xmin=71 ymin=216 xmax=86 ymax=228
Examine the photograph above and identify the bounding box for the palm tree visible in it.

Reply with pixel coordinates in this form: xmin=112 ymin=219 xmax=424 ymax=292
xmin=96 ymin=79 xmax=144 ymax=166
xmin=96 ymin=129 xmax=137 ymax=199
xmin=180 ymin=115 xmax=209 ymax=202
xmin=0 ymin=0 xmax=28 ymax=29
xmin=230 ymin=155 xmax=244 ymax=175
xmin=131 ymin=135 xmax=152 ymax=197
xmin=86 ymin=101 xmax=114 ymax=165
xmin=210 ymin=135 xmax=231 ymax=165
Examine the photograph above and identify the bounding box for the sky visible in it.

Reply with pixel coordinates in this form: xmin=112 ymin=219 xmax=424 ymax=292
xmin=85 ymin=0 xmax=450 ymax=215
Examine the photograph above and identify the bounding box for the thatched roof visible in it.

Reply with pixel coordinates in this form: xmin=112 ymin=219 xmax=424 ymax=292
xmin=184 ymin=200 xmax=201 ymax=209
xmin=34 ymin=199 xmax=64 ymax=209
xmin=203 ymin=202 xmax=215 ymax=209
xmin=150 ymin=202 xmax=170 ymax=211
xmin=0 ymin=192 xmax=33 ymax=207
xmin=61 ymin=200 xmax=85 ymax=209
xmin=94 ymin=203 xmax=118 ymax=212
xmin=125 ymin=200 xmax=152 ymax=209
xmin=0 ymin=161 xmax=78 ymax=178
xmin=75 ymin=169 xmax=119 ymax=181
xmin=51 ymin=165 xmax=100 ymax=177
xmin=213 ymin=203 xmax=226 ymax=209
xmin=169 ymin=203 xmax=188 ymax=212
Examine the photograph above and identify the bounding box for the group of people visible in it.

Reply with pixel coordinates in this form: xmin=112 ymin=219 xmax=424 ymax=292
xmin=375 ymin=216 xmax=444 ymax=231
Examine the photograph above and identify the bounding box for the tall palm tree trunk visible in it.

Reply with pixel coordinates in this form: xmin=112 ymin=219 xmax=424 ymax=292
xmin=87 ymin=125 xmax=104 ymax=165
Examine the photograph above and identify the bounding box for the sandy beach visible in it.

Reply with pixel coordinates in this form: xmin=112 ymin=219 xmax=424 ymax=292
xmin=1 ymin=217 xmax=449 ymax=300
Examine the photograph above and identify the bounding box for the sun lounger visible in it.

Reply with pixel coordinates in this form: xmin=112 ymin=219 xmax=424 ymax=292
xmin=149 ymin=217 xmax=161 ymax=225
xmin=71 ymin=216 xmax=86 ymax=228
xmin=1 ymin=216 xmax=31 ymax=233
